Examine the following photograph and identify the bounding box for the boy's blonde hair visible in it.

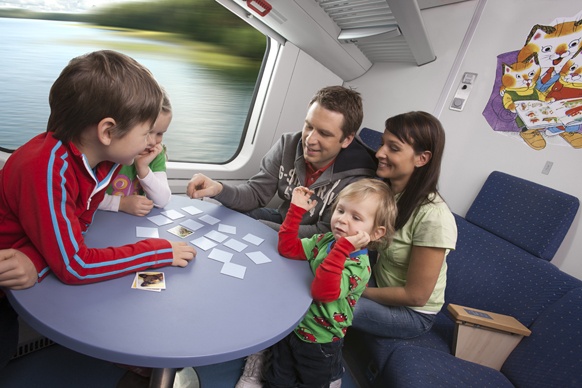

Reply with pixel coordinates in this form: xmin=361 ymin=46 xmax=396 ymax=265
xmin=47 ymin=50 xmax=163 ymax=144
xmin=332 ymin=178 xmax=397 ymax=250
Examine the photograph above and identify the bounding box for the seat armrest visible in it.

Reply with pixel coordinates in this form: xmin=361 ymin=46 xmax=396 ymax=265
xmin=447 ymin=303 xmax=530 ymax=336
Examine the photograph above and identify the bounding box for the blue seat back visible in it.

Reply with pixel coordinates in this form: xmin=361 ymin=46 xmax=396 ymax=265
xmin=465 ymin=171 xmax=579 ymax=261
xmin=446 ymin=215 xmax=582 ymax=326
xmin=357 ymin=127 xmax=382 ymax=152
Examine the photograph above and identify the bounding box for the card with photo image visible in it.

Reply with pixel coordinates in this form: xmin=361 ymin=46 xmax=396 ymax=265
xmin=167 ymin=225 xmax=195 ymax=238
xmin=132 ymin=272 xmax=166 ymax=291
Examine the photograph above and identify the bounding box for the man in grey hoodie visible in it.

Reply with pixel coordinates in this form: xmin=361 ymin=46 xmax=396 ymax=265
xmin=187 ymin=86 xmax=377 ymax=238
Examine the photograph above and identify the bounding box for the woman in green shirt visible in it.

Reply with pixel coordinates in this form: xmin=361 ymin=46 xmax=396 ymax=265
xmin=352 ymin=111 xmax=458 ymax=338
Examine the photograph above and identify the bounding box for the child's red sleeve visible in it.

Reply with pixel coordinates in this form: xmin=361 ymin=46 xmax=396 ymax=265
xmin=277 ymin=204 xmax=308 ymax=260
xmin=311 ymin=237 xmax=354 ymax=303
xmin=16 ymin=151 xmax=174 ymax=285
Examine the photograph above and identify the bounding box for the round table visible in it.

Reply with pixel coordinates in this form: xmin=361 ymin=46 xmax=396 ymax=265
xmin=8 ymin=196 xmax=314 ymax=387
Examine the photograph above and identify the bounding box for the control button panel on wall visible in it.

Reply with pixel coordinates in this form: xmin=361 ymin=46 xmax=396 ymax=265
xmin=450 ymin=72 xmax=478 ymax=112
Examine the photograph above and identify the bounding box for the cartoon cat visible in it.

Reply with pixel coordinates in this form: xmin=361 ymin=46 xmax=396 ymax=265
xmin=518 ymin=13 xmax=582 ymax=93
xmin=547 ymin=45 xmax=582 ymax=99
xmin=501 ymin=55 xmax=544 ymax=111
xmin=500 ymin=55 xmax=547 ymax=150
xmin=545 ymin=45 xmax=582 ymax=148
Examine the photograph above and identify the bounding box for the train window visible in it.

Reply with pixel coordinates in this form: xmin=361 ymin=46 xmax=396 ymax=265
xmin=0 ymin=0 xmax=268 ymax=164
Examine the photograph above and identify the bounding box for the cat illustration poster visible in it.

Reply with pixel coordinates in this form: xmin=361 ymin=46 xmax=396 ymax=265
xmin=482 ymin=9 xmax=582 ymax=150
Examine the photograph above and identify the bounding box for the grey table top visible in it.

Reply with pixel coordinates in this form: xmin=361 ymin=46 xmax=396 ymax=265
xmin=8 ymin=195 xmax=313 ymax=368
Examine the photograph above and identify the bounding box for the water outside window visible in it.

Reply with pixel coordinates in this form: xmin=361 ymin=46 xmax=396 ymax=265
xmin=0 ymin=0 xmax=266 ymax=163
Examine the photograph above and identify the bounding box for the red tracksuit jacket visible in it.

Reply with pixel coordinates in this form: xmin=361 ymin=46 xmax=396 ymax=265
xmin=0 ymin=133 xmax=173 ymax=284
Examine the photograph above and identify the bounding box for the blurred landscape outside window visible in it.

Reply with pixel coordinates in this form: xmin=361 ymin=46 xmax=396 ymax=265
xmin=0 ymin=0 xmax=267 ymax=163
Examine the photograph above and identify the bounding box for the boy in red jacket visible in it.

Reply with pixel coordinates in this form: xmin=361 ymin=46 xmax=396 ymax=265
xmin=0 ymin=50 xmax=196 ymax=286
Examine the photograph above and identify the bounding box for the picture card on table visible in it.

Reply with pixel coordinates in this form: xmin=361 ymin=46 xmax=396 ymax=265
xmin=242 ymin=233 xmax=264 ymax=246
xmin=223 ymin=239 xmax=248 ymax=252
xmin=208 ymin=248 xmax=233 ymax=263
xmin=132 ymin=276 xmax=160 ymax=292
xmin=147 ymin=214 xmax=173 ymax=226
xmin=220 ymin=262 xmax=246 ymax=279
xmin=182 ymin=205 xmax=203 ymax=215
xmin=218 ymin=224 xmax=236 ymax=234
xmin=180 ymin=219 xmax=204 ymax=232
xmin=199 ymin=214 xmax=220 ymax=225
xmin=245 ymin=251 xmax=272 ymax=265
xmin=205 ymin=230 xmax=228 ymax=243
xmin=132 ymin=272 xmax=166 ymax=292
xmin=136 ymin=226 xmax=159 ymax=238
xmin=191 ymin=237 xmax=217 ymax=251
xmin=161 ymin=209 xmax=185 ymax=220
xmin=167 ymin=225 xmax=195 ymax=239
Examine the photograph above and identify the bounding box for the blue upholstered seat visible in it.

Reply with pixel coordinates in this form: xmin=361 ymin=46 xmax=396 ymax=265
xmin=343 ymin=170 xmax=581 ymax=388
xmin=379 ymin=345 xmax=514 ymax=388
xmin=357 ymin=127 xmax=382 ymax=152
xmin=447 ymin=215 xmax=581 ymax=325
xmin=466 ymin=171 xmax=579 ymax=261
xmin=501 ymin=288 xmax=582 ymax=387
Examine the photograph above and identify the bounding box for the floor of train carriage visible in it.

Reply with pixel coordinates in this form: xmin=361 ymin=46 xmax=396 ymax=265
xmin=0 ymin=342 xmax=359 ymax=388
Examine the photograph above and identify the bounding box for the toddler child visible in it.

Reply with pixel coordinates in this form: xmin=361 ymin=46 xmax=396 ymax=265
xmin=265 ymin=178 xmax=397 ymax=387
